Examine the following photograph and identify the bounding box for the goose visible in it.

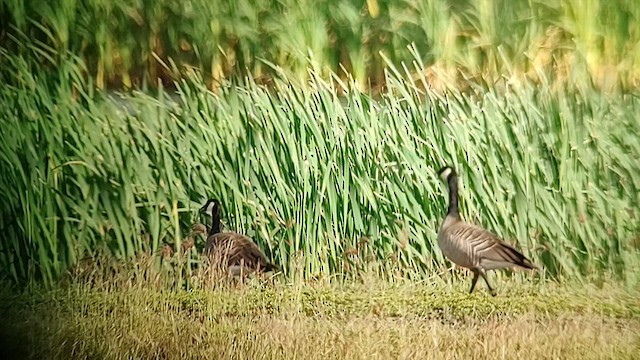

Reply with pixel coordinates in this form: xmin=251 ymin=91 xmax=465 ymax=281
xmin=199 ymin=199 xmax=278 ymax=275
xmin=437 ymin=166 xmax=538 ymax=296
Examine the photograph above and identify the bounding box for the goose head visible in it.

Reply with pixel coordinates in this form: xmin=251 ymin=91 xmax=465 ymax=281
xmin=437 ymin=166 xmax=456 ymax=182
xmin=200 ymin=198 xmax=221 ymax=220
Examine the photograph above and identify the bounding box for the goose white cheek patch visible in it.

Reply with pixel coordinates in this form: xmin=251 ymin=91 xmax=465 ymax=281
xmin=205 ymin=202 xmax=215 ymax=215
xmin=440 ymin=168 xmax=452 ymax=181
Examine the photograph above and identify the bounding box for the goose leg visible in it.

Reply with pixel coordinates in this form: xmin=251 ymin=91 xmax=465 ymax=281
xmin=469 ymin=270 xmax=480 ymax=294
xmin=479 ymin=269 xmax=496 ymax=297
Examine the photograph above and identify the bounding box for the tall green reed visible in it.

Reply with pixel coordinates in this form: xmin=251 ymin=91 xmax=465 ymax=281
xmin=1 ymin=39 xmax=638 ymax=286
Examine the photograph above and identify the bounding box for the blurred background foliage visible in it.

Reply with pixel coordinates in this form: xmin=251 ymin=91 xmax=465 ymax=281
xmin=2 ymin=0 xmax=640 ymax=92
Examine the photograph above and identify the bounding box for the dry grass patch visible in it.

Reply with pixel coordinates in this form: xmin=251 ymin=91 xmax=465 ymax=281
xmin=0 ymin=281 xmax=638 ymax=359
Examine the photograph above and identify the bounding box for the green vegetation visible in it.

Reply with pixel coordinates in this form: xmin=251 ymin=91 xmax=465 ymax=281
xmin=1 ymin=36 xmax=639 ymax=286
xmin=1 ymin=2 xmax=639 ymax=358
xmin=2 ymin=0 xmax=640 ymax=91
xmin=0 ymin=280 xmax=638 ymax=359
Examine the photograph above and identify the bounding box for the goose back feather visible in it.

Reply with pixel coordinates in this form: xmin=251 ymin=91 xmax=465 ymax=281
xmin=199 ymin=199 xmax=278 ymax=274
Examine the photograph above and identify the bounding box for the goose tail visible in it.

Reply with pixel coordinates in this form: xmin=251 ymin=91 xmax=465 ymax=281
xmin=263 ymin=262 xmax=280 ymax=273
xmin=499 ymin=242 xmax=539 ymax=270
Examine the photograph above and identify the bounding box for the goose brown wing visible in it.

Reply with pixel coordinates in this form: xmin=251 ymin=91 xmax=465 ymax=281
xmin=226 ymin=235 xmax=271 ymax=268
xmin=205 ymin=233 xmax=273 ymax=270
xmin=204 ymin=233 xmax=231 ymax=254
xmin=463 ymin=224 xmax=538 ymax=270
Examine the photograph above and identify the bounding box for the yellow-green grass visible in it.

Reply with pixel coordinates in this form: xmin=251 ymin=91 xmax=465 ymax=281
xmin=0 ymin=279 xmax=638 ymax=359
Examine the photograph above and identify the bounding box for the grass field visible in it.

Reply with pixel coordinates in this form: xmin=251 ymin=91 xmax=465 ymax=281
xmin=1 ymin=278 xmax=638 ymax=359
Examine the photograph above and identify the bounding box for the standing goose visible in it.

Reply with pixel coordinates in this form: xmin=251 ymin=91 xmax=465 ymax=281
xmin=200 ymin=199 xmax=278 ymax=275
xmin=437 ymin=166 xmax=538 ymax=296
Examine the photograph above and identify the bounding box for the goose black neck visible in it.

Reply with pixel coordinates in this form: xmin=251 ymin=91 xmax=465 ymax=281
xmin=446 ymin=174 xmax=460 ymax=218
xmin=210 ymin=211 xmax=221 ymax=236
